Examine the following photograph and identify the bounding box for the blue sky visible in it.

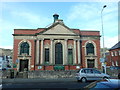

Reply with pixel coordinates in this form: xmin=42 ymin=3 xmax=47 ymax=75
xmin=0 ymin=1 xmax=119 ymax=49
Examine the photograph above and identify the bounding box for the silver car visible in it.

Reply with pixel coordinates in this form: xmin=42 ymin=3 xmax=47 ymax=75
xmin=76 ymin=68 xmax=110 ymax=83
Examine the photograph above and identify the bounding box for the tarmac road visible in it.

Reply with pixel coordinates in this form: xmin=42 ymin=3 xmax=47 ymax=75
xmin=2 ymin=78 xmax=91 ymax=90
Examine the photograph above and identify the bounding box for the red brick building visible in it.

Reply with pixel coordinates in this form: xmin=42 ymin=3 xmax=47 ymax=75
xmin=13 ymin=14 xmax=101 ymax=71
xmin=106 ymin=41 xmax=120 ymax=67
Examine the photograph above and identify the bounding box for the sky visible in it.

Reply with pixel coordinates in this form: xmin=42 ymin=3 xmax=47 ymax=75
xmin=0 ymin=0 xmax=119 ymax=49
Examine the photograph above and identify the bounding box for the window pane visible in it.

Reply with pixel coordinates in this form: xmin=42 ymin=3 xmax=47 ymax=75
xmin=86 ymin=43 xmax=94 ymax=55
xmin=45 ymin=48 xmax=49 ymax=63
xmin=68 ymin=49 xmax=73 ymax=64
xmin=93 ymin=70 xmax=101 ymax=74
xmin=20 ymin=42 xmax=29 ymax=55
xmin=55 ymin=43 xmax=63 ymax=64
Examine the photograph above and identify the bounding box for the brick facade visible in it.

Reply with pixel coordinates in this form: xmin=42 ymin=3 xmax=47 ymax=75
xmin=106 ymin=41 xmax=120 ymax=67
xmin=13 ymin=14 xmax=101 ymax=71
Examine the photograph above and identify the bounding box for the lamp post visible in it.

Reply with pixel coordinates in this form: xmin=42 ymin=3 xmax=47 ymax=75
xmin=101 ymin=5 xmax=107 ymax=74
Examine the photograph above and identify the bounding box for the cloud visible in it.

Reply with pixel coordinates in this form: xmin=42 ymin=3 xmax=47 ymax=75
xmin=0 ymin=18 xmax=32 ymax=49
xmin=101 ymin=36 xmax=118 ymax=48
xmin=65 ymin=2 xmax=118 ymax=48
xmin=66 ymin=3 xmax=99 ymax=23
xmin=0 ymin=2 xmax=54 ymax=49
xmin=11 ymin=11 xmax=52 ymax=28
xmin=0 ymin=45 xmax=13 ymax=49
xmin=0 ymin=2 xmax=118 ymax=49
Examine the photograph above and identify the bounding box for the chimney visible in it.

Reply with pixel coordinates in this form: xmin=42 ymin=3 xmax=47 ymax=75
xmin=53 ymin=14 xmax=59 ymax=23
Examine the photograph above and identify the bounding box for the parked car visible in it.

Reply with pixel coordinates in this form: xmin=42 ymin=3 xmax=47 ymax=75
xmin=110 ymin=66 xmax=120 ymax=70
xmin=87 ymin=79 xmax=120 ymax=89
xmin=76 ymin=68 xmax=110 ymax=83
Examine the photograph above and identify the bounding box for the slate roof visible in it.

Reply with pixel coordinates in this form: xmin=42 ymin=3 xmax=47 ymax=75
xmin=109 ymin=41 xmax=120 ymax=50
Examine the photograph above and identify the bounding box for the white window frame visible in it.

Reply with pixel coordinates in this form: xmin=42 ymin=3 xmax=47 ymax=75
xmin=115 ymin=51 xmax=117 ymax=56
xmin=111 ymin=52 xmax=114 ymax=56
xmin=116 ymin=61 xmax=118 ymax=66
xmin=119 ymin=50 xmax=120 ymax=55
xmin=112 ymin=61 xmax=114 ymax=66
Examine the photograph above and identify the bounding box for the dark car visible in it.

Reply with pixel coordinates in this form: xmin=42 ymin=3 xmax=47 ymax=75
xmin=85 ymin=79 xmax=120 ymax=89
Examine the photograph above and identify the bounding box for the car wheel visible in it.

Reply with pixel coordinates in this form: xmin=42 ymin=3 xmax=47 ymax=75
xmin=81 ymin=77 xmax=87 ymax=83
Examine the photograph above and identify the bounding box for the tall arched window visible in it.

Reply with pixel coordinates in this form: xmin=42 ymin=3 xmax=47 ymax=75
xmin=55 ymin=43 xmax=63 ymax=64
xmin=20 ymin=42 xmax=29 ymax=55
xmin=86 ymin=43 xmax=94 ymax=55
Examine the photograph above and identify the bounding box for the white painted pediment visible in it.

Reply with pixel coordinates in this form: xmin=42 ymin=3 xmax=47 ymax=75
xmin=43 ymin=24 xmax=77 ymax=35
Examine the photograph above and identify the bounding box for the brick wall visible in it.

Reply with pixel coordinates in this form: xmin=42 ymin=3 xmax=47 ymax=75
xmin=2 ymin=69 xmax=119 ymax=79
xmin=107 ymin=48 xmax=120 ymax=66
xmin=28 ymin=70 xmax=77 ymax=79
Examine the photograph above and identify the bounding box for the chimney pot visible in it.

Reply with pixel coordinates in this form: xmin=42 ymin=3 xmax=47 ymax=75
xmin=53 ymin=14 xmax=59 ymax=23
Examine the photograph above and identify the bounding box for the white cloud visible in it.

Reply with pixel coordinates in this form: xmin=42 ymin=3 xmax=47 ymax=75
xmin=0 ymin=45 xmax=13 ymax=49
xmin=11 ymin=11 xmax=52 ymax=28
xmin=101 ymin=35 xmax=118 ymax=48
xmin=66 ymin=3 xmax=99 ymax=23
xmin=65 ymin=2 xmax=118 ymax=48
xmin=0 ymin=18 xmax=32 ymax=49
xmin=0 ymin=2 xmax=118 ymax=49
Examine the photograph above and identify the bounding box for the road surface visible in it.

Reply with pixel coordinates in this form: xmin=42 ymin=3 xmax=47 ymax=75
xmin=2 ymin=78 xmax=91 ymax=90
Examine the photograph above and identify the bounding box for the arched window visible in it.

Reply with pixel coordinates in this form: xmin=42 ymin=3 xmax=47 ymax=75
xmin=55 ymin=43 xmax=63 ymax=64
xmin=20 ymin=42 xmax=29 ymax=55
xmin=86 ymin=43 xmax=94 ymax=55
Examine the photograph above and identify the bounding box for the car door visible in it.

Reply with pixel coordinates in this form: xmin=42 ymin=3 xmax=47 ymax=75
xmin=93 ymin=69 xmax=102 ymax=80
xmin=85 ymin=69 xmax=95 ymax=80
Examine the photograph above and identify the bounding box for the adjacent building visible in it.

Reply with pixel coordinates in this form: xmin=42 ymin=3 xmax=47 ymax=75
xmin=106 ymin=41 xmax=120 ymax=67
xmin=13 ymin=14 xmax=101 ymax=71
xmin=0 ymin=57 xmax=2 ymax=70
xmin=0 ymin=48 xmax=13 ymax=70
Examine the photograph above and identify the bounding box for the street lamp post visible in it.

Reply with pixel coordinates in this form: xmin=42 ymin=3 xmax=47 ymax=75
xmin=101 ymin=5 xmax=107 ymax=74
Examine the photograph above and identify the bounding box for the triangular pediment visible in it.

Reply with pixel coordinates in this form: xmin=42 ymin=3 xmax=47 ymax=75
xmin=42 ymin=23 xmax=77 ymax=35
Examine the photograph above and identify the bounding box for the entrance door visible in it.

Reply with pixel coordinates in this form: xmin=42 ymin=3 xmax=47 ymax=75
xmin=19 ymin=59 xmax=28 ymax=72
xmin=87 ymin=59 xmax=95 ymax=68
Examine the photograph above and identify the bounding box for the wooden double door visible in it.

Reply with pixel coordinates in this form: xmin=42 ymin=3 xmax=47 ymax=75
xmin=19 ymin=59 xmax=29 ymax=72
xmin=87 ymin=59 xmax=95 ymax=68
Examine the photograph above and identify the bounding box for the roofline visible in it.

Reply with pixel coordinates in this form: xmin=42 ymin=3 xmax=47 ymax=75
xmin=81 ymin=35 xmax=101 ymax=37
xmin=12 ymin=34 xmax=36 ymax=36
xmin=70 ymin=29 xmax=100 ymax=32
xmin=70 ymin=28 xmax=80 ymax=30
xmin=14 ymin=28 xmax=46 ymax=30
xmin=80 ymin=30 xmax=100 ymax=32
xmin=109 ymin=41 xmax=120 ymax=50
xmin=37 ymin=28 xmax=46 ymax=29
xmin=109 ymin=47 xmax=120 ymax=51
xmin=14 ymin=29 xmax=37 ymax=30
xmin=12 ymin=34 xmax=101 ymax=37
